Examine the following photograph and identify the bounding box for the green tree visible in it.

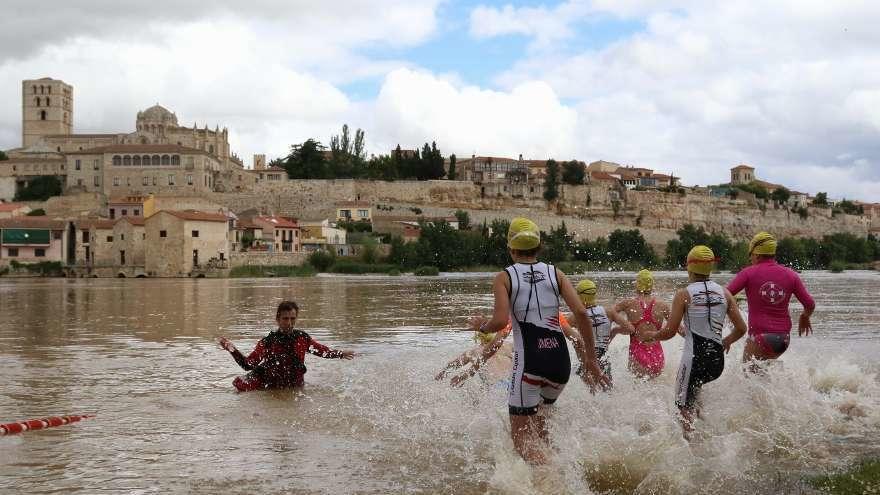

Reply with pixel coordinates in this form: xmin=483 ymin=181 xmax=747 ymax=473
xmin=26 ymin=208 xmax=46 ymax=216
xmin=543 ymin=159 xmax=559 ymax=201
xmin=15 ymin=176 xmax=62 ymax=201
xmin=837 ymin=200 xmax=863 ymax=215
xmin=447 ymin=154 xmax=457 ymax=180
xmin=0 ymin=150 xmax=8 ymax=161
xmin=328 ymin=124 xmax=366 ymax=178
xmin=735 ymin=182 xmax=770 ymax=200
xmin=282 ymin=139 xmax=327 ymax=179
xmin=776 ymin=237 xmax=808 ymax=270
xmin=607 ymin=229 xmax=655 ymax=266
xmin=561 ymin=161 xmax=585 ymax=185
xmin=770 ymin=187 xmax=791 ymax=204
xmin=812 ymin=192 xmax=828 ymax=207
xmin=541 ymin=222 xmax=573 ymax=263
xmin=454 ymin=209 xmax=470 ymax=230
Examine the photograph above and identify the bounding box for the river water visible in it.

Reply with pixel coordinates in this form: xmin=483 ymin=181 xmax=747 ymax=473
xmin=1 ymin=272 xmax=878 ymax=494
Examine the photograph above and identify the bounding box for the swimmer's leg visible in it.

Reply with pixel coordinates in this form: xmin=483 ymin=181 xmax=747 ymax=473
xmin=509 ymin=410 xmax=547 ymax=465
xmin=742 ymin=334 xmax=790 ymax=373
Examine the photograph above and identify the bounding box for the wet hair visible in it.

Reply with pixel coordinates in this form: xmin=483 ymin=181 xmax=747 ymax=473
xmin=276 ymin=300 xmax=299 ymax=318
xmin=511 ymin=245 xmax=541 ymax=257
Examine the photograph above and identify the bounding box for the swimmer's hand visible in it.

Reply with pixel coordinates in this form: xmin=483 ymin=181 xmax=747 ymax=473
xmin=638 ymin=330 xmax=657 ymax=343
xmin=450 ymin=370 xmax=473 ymax=388
xmin=798 ymin=314 xmax=812 ymax=336
xmin=721 ymin=335 xmax=734 ymax=353
xmin=339 ymin=350 xmax=355 ymax=360
xmin=468 ymin=315 xmax=488 ymax=332
xmin=579 ymin=361 xmax=610 ymax=393
xmin=218 ymin=337 xmax=237 ymax=353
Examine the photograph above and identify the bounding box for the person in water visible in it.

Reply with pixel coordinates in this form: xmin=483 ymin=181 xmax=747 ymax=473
xmin=613 ymin=270 xmax=670 ymax=379
xmin=574 ymin=279 xmax=635 ymax=387
xmin=640 ymin=246 xmax=747 ymax=437
xmin=218 ymin=300 xmax=355 ymax=391
xmin=435 ymin=322 xmax=514 ymax=386
xmin=725 ymin=232 xmax=815 ymax=367
xmin=472 ymin=217 xmax=608 ymax=465
xmin=450 ymin=312 xmax=591 ymax=388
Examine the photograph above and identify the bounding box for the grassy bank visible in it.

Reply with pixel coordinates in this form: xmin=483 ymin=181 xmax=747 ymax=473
xmin=810 ymin=459 xmax=880 ymax=494
xmin=229 ymin=265 xmax=316 ymax=278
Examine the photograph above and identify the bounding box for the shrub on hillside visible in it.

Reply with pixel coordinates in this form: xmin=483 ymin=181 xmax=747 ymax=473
xmin=308 ymin=250 xmax=336 ymax=272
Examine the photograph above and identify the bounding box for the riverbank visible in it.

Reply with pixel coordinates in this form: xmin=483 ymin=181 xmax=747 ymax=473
xmin=809 ymin=458 xmax=880 ymax=494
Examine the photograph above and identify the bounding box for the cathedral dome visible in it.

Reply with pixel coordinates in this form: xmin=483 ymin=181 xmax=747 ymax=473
xmin=137 ymin=104 xmax=178 ymax=125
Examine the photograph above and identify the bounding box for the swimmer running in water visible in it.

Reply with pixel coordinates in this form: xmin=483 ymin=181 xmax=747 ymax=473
xmin=218 ymin=300 xmax=355 ymax=391
xmin=725 ymin=232 xmax=815 ymax=370
xmin=472 ymin=217 xmax=608 ymax=465
xmin=640 ymin=246 xmax=747 ymax=438
xmin=573 ymin=279 xmax=635 ymax=388
xmin=613 ymin=270 xmax=670 ymax=379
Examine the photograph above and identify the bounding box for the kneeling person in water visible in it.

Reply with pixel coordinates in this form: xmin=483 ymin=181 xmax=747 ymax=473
xmin=574 ymin=279 xmax=634 ymax=387
xmin=219 ymin=300 xmax=354 ymax=391
xmin=640 ymin=246 xmax=747 ymax=437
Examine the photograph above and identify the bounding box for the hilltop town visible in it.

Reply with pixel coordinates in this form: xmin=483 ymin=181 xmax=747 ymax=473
xmin=1 ymin=77 xmax=879 ymax=277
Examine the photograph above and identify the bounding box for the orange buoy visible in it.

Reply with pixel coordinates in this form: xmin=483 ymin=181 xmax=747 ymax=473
xmin=0 ymin=414 xmax=94 ymax=435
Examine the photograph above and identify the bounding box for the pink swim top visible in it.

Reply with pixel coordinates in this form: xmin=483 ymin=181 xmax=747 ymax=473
xmin=727 ymin=259 xmax=815 ymax=335
xmin=629 ymin=299 xmax=665 ymax=375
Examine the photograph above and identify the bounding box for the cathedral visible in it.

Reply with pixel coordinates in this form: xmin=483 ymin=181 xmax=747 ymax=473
xmin=0 ymin=77 xmax=253 ymax=201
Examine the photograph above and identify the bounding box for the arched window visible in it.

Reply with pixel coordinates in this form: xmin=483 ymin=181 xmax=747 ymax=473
xmin=123 ymin=155 xmax=131 ymax=166
xmin=32 ymin=85 xmax=36 ymax=94
xmin=209 ymin=144 xmax=214 ymax=154
xmin=35 ymin=97 xmax=40 ymax=107
xmin=46 ymin=97 xmax=50 ymax=106
xmin=113 ymin=156 xmax=122 ymax=166
xmin=40 ymin=110 xmax=47 ymax=120
xmin=171 ymin=155 xmax=180 ymax=165
xmin=40 ymin=85 xmax=44 ymax=94
xmin=133 ymin=155 xmax=141 ymax=166
xmin=152 ymin=155 xmax=160 ymax=166
xmin=161 ymin=155 xmax=170 ymax=165
xmin=142 ymin=155 xmax=150 ymax=165
xmin=47 ymin=86 xmax=51 ymax=94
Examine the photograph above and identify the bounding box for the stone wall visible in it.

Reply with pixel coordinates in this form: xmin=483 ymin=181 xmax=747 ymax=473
xmin=230 ymin=251 xmax=308 ymax=267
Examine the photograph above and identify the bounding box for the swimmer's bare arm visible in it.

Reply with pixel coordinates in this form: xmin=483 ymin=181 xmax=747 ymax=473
xmin=643 ymin=290 xmax=687 ymax=342
xmin=474 ymin=272 xmax=512 ymax=334
xmin=560 ymin=315 xmax=588 ymax=365
xmin=793 ymin=276 xmax=815 ymax=336
xmin=721 ymin=288 xmax=748 ymax=353
xmin=218 ymin=337 xmax=258 ymax=371
xmin=606 ymin=306 xmax=634 ymax=341
xmin=557 ymin=269 xmax=609 ymax=389
xmin=449 ymin=329 xmax=510 ymax=386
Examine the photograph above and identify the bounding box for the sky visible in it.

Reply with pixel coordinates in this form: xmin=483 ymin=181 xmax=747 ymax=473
xmin=1 ymin=0 xmax=879 ymax=201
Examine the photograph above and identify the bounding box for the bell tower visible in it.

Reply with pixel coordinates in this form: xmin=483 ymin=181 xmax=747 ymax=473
xmin=22 ymin=77 xmax=73 ymax=147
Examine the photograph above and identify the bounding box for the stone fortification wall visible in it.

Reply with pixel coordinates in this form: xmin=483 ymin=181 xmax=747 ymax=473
xmin=230 ymin=251 xmax=308 ymax=267
xmin=44 ymin=192 xmax=105 ymax=218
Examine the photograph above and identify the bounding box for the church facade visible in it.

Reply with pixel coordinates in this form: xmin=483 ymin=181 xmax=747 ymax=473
xmin=1 ymin=77 xmax=254 ymax=201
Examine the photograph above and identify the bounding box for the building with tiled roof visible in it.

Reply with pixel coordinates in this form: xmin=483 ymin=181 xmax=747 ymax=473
xmin=144 ymin=210 xmax=230 ymax=277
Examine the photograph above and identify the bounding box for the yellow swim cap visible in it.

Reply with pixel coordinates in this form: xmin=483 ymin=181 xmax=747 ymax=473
xmin=635 ymin=269 xmax=654 ymax=293
xmin=576 ymin=279 xmax=597 ymax=305
xmin=686 ymin=245 xmax=717 ymax=276
xmin=749 ymin=231 xmax=777 ymax=255
xmin=507 ymin=217 xmax=541 ymax=250
xmin=473 ymin=331 xmax=497 ymax=346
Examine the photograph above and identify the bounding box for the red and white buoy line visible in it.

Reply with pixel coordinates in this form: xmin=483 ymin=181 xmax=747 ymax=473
xmin=1 ymin=414 xmax=94 ymax=435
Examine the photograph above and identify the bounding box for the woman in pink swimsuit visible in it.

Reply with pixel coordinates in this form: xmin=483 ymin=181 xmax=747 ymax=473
xmin=614 ymin=270 xmax=669 ymax=378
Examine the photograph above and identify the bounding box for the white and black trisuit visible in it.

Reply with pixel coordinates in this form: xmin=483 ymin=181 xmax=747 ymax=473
xmin=675 ymin=280 xmax=727 ymax=409
xmin=504 ymin=262 xmax=570 ymax=416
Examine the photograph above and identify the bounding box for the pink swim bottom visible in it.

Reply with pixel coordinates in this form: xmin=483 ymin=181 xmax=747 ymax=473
xmin=629 ymin=341 xmax=665 ymax=377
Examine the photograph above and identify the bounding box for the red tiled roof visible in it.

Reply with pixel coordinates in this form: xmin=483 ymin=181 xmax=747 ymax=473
xmin=590 ymin=171 xmax=620 ymax=182
xmin=74 ymin=218 xmax=115 ymax=230
xmin=731 ymin=164 xmax=755 ymax=170
xmin=66 ymin=144 xmax=210 ymax=155
xmin=0 ymin=203 xmax=27 ymax=212
xmin=157 ymin=210 xmax=229 ymax=222
xmin=0 ymin=217 xmax=68 ymax=229
xmin=116 ymin=216 xmax=146 ymax=226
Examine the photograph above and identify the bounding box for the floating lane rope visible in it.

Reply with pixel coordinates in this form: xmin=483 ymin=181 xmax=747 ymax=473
xmin=0 ymin=414 xmax=94 ymax=435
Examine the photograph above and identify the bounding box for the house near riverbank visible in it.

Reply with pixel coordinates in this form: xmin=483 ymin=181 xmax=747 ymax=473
xmin=144 ymin=210 xmax=229 ymax=277
xmin=0 ymin=217 xmax=72 ymax=266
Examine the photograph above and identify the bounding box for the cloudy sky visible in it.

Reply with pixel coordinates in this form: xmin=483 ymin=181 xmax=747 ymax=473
xmin=2 ymin=0 xmax=879 ymax=200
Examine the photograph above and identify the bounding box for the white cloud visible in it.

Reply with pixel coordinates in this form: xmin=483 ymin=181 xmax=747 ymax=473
xmin=370 ymin=68 xmax=578 ymax=159
xmin=477 ymin=1 xmax=880 ymax=200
